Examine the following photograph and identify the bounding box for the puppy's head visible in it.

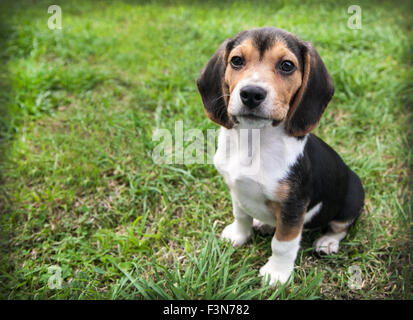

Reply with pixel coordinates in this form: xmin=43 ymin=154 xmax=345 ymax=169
xmin=197 ymin=27 xmax=334 ymax=136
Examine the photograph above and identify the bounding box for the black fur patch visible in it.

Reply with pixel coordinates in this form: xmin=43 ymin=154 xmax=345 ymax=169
xmin=251 ymin=28 xmax=276 ymax=59
xmin=280 ymin=134 xmax=364 ymax=230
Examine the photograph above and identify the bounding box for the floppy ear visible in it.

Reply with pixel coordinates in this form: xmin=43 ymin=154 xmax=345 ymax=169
xmin=196 ymin=40 xmax=233 ymax=129
xmin=286 ymin=42 xmax=334 ymax=136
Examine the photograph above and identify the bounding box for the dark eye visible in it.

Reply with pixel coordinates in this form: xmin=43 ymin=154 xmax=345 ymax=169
xmin=279 ymin=60 xmax=295 ymax=74
xmin=230 ymin=56 xmax=244 ymax=69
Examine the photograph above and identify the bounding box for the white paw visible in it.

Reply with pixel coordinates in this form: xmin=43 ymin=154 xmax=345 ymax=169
xmin=221 ymin=222 xmax=251 ymax=247
xmin=253 ymin=219 xmax=275 ymax=236
xmin=259 ymin=257 xmax=292 ymax=286
xmin=314 ymin=235 xmax=340 ymax=255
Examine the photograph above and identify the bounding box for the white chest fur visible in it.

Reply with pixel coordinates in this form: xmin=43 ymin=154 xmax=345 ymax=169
xmin=214 ymin=123 xmax=307 ymax=226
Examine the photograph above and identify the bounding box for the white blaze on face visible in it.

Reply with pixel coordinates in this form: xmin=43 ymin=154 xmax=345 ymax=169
xmin=227 ymin=72 xmax=277 ymax=121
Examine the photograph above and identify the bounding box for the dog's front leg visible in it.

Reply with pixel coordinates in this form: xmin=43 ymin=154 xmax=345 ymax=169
xmin=221 ymin=194 xmax=253 ymax=247
xmin=260 ymin=202 xmax=305 ymax=286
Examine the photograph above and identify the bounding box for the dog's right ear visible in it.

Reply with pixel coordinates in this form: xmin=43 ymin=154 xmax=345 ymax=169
xmin=196 ymin=40 xmax=233 ymax=129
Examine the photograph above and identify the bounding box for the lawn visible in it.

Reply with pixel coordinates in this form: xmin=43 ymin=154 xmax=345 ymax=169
xmin=0 ymin=0 xmax=412 ymax=299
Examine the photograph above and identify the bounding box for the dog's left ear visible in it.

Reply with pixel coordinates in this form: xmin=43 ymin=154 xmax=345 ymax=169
xmin=197 ymin=40 xmax=233 ymax=129
xmin=286 ymin=42 xmax=334 ymax=136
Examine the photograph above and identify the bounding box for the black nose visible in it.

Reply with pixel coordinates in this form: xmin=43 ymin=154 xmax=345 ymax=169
xmin=240 ymin=86 xmax=267 ymax=109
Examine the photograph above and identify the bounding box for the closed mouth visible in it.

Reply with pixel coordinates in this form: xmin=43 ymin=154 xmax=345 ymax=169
xmin=237 ymin=114 xmax=270 ymax=121
xmin=232 ymin=114 xmax=283 ymax=127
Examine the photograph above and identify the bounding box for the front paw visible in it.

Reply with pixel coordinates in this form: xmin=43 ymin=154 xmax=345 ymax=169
xmin=253 ymin=219 xmax=275 ymax=236
xmin=259 ymin=256 xmax=293 ymax=286
xmin=221 ymin=222 xmax=251 ymax=247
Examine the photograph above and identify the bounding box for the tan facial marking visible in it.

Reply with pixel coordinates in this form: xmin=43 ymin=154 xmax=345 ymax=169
xmin=287 ymin=52 xmax=310 ymax=119
xmin=225 ymin=38 xmax=259 ymax=93
xmin=224 ymin=38 xmax=303 ymax=122
xmin=286 ymin=51 xmax=313 ymax=136
xmin=262 ymin=43 xmax=302 ymax=120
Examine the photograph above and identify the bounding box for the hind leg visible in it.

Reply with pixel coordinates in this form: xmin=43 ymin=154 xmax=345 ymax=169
xmin=253 ymin=219 xmax=275 ymax=236
xmin=314 ymin=220 xmax=352 ymax=255
xmin=314 ymin=170 xmax=364 ymax=255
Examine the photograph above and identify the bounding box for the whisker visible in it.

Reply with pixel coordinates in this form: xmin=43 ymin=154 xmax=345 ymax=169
xmin=211 ymin=94 xmax=231 ymax=103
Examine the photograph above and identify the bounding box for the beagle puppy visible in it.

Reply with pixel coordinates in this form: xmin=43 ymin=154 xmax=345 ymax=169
xmin=196 ymin=27 xmax=364 ymax=286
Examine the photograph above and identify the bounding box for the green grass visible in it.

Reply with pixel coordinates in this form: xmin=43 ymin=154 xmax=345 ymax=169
xmin=0 ymin=0 xmax=412 ymax=299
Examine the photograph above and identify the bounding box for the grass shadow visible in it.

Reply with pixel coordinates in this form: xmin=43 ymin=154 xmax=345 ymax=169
xmin=0 ymin=4 xmax=16 ymax=212
xmin=0 ymin=3 xmax=19 ymax=298
xmin=400 ymin=7 xmax=413 ymax=298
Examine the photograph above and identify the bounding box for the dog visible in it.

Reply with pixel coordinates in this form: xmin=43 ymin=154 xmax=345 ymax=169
xmin=196 ymin=27 xmax=364 ymax=286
